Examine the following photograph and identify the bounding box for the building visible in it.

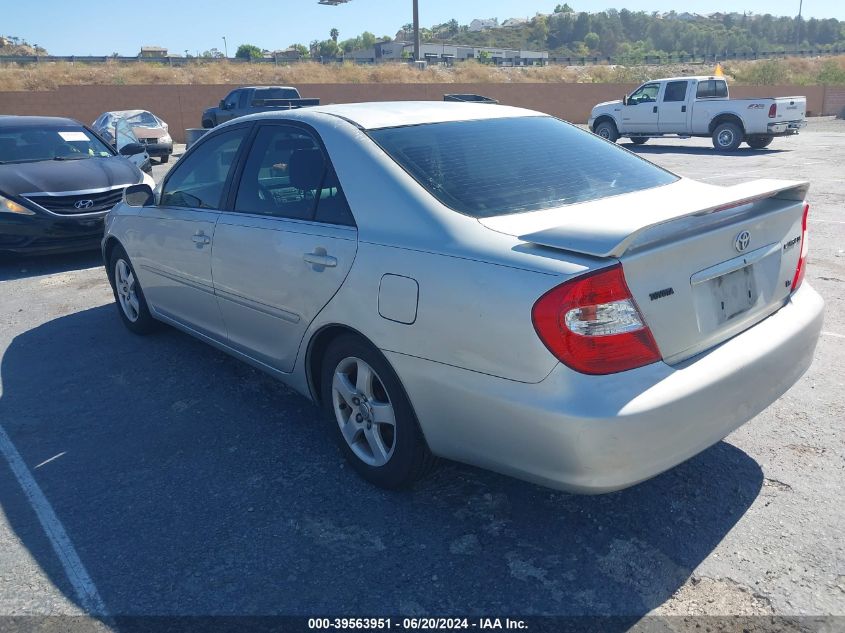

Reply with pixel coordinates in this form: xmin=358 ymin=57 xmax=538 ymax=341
xmin=468 ymin=18 xmax=499 ymax=32
xmin=502 ymin=18 xmax=528 ymax=28
xmin=139 ymin=46 xmax=167 ymax=58
xmin=347 ymin=41 xmax=548 ymax=66
xmin=264 ymin=47 xmax=305 ymax=61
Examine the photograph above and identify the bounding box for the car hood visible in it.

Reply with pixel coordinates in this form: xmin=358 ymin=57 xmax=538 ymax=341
xmin=0 ymin=157 xmax=141 ymax=196
xmin=593 ymin=99 xmax=623 ymax=110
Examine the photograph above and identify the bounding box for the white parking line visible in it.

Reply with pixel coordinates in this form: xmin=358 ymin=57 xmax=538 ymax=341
xmin=814 ymin=219 xmax=845 ymax=225
xmin=822 ymin=331 xmax=845 ymax=339
xmin=0 ymin=424 xmax=108 ymax=615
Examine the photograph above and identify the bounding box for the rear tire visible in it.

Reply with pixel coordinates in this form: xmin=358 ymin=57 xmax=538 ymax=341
xmin=201 ymin=119 xmax=214 ymax=129
xmin=320 ymin=334 xmax=437 ymax=489
xmin=629 ymin=136 xmax=648 ymax=145
xmin=160 ymin=154 xmax=170 ymax=164
xmin=747 ymin=135 xmax=774 ymax=149
xmin=108 ymin=245 xmax=157 ymax=335
xmin=712 ymin=122 xmax=743 ymax=152
xmin=594 ymin=120 xmax=619 ymax=143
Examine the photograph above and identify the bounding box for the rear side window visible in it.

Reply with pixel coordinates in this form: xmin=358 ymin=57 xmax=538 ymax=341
xmin=696 ymin=80 xmax=728 ymax=99
xmin=233 ymin=124 xmax=354 ymax=225
xmin=369 ymin=116 xmax=678 ymax=218
xmin=663 ymin=81 xmax=688 ymax=102
xmin=160 ymin=127 xmax=247 ymax=209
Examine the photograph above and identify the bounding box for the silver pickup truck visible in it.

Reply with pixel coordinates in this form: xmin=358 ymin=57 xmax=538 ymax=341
xmin=588 ymin=75 xmax=806 ymax=151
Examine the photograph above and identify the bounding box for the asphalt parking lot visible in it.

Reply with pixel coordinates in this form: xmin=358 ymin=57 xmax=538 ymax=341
xmin=0 ymin=121 xmax=843 ymax=628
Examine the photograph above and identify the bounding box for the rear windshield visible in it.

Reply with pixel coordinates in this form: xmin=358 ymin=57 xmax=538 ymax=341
xmin=254 ymin=88 xmax=299 ymax=100
xmin=369 ymin=116 xmax=678 ymax=218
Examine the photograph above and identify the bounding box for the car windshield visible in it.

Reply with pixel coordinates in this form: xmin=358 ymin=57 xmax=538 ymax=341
xmin=369 ymin=116 xmax=678 ymax=218
xmin=0 ymin=125 xmax=114 ymax=164
xmin=121 ymin=111 xmax=161 ymax=127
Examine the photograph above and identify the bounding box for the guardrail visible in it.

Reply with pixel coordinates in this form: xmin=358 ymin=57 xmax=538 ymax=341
xmin=0 ymin=48 xmax=843 ymax=67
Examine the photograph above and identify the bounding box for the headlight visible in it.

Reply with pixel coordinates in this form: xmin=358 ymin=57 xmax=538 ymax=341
xmin=0 ymin=193 xmax=35 ymax=215
xmin=160 ymin=133 xmax=172 ymax=143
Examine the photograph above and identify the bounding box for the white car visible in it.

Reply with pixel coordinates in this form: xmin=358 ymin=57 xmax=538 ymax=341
xmin=102 ymin=102 xmax=823 ymax=493
xmin=589 ymin=76 xmax=806 ymax=151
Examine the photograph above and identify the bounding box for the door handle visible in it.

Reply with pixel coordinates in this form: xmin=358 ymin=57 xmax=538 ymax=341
xmin=653 ymin=106 xmax=658 ymax=114
xmin=304 ymin=251 xmax=337 ymax=268
xmin=191 ymin=232 xmax=211 ymax=245
xmin=681 ymin=105 xmax=687 ymax=112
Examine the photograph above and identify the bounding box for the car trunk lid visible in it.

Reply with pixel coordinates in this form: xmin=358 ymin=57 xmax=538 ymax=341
xmin=481 ymin=178 xmax=809 ymax=364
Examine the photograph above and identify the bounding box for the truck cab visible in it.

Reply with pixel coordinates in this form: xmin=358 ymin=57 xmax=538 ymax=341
xmin=201 ymin=86 xmax=319 ymax=128
xmin=589 ymin=76 xmax=806 ymax=151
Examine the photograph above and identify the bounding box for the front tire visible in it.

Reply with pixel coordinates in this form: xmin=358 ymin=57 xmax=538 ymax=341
xmin=594 ymin=120 xmax=619 ymax=142
xmin=109 ymin=245 xmax=157 ymax=335
xmin=712 ymin=122 xmax=743 ymax=151
xmin=747 ymin=135 xmax=774 ymax=149
xmin=629 ymin=136 xmax=648 ymax=145
xmin=159 ymin=154 xmax=170 ymax=164
xmin=320 ymin=334 xmax=436 ymax=489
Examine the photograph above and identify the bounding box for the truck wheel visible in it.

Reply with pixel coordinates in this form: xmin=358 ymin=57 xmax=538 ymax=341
xmin=629 ymin=136 xmax=648 ymax=145
xmin=159 ymin=154 xmax=169 ymax=164
xmin=712 ymin=122 xmax=743 ymax=152
xmin=747 ymin=135 xmax=774 ymax=149
xmin=594 ymin=121 xmax=619 ymax=143
xmin=201 ymin=119 xmax=214 ymax=129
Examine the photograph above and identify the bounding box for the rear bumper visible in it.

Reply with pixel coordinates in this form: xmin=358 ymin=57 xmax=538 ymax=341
xmin=0 ymin=212 xmax=105 ymax=254
xmin=142 ymin=141 xmax=173 ymax=157
xmin=768 ymin=120 xmax=806 ymax=135
xmin=388 ymin=283 xmax=823 ymax=493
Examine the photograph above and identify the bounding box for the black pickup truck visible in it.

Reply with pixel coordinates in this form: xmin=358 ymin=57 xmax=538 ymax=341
xmin=201 ymin=86 xmax=320 ymax=128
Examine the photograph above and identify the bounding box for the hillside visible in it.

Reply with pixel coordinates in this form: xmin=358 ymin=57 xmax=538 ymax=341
xmin=417 ymin=8 xmax=845 ymax=60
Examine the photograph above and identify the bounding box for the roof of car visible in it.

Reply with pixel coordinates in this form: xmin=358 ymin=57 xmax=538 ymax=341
xmin=650 ymin=76 xmax=724 ymax=82
xmin=101 ymin=110 xmax=152 ymax=118
xmin=273 ymin=101 xmax=545 ymax=130
xmin=0 ymin=115 xmax=83 ymax=128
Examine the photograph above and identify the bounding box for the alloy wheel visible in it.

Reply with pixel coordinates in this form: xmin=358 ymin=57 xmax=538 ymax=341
xmin=331 ymin=356 xmax=397 ymax=467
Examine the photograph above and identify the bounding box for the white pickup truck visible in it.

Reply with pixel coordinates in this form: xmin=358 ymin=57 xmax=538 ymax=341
xmin=588 ymin=75 xmax=806 ymax=151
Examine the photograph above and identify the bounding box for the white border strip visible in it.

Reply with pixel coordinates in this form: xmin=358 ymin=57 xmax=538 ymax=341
xmin=822 ymin=331 xmax=845 ymax=339
xmin=0 ymin=424 xmax=107 ymax=615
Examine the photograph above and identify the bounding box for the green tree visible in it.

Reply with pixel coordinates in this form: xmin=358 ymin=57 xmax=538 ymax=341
xmin=235 ymin=44 xmax=262 ymax=60
xmin=584 ymin=31 xmax=600 ymax=50
xmin=361 ymin=31 xmax=377 ymax=49
xmin=330 ymin=28 xmax=339 ymax=42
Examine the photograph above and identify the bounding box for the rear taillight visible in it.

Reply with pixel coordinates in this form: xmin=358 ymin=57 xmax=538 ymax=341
xmin=531 ymin=264 xmax=661 ymax=375
xmin=791 ymin=203 xmax=810 ymax=292
xmin=768 ymin=103 xmax=778 ymax=118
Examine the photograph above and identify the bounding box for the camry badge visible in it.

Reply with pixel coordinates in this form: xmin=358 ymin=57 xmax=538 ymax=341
xmin=74 ymin=199 xmax=95 ymax=209
xmin=734 ymin=230 xmax=751 ymax=253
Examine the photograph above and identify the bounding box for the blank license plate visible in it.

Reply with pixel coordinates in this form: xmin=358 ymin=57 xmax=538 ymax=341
xmin=711 ymin=265 xmax=757 ymax=323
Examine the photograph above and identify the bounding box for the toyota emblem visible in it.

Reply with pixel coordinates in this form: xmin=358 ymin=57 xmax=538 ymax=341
xmin=734 ymin=230 xmax=751 ymax=253
xmin=74 ymin=199 xmax=95 ymax=210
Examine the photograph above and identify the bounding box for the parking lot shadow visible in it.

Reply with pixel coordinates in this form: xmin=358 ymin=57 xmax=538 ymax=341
xmin=0 ymin=305 xmax=763 ymax=626
xmin=624 ymin=143 xmax=784 ymax=156
xmin=0 ymin=250 xmax=102 ymax=282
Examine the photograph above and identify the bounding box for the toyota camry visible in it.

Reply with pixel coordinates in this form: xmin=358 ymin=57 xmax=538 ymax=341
xmin=102 ymin=102 xmax=823 ymax=493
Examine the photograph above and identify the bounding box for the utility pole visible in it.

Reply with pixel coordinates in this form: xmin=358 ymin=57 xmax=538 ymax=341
xmin=222 ymin=36 xmax=228 ymax=59
xmin=795 ymin=0 xmax=803 ymax=54
xmin=413 ymin=0 xmax=420 ymax=62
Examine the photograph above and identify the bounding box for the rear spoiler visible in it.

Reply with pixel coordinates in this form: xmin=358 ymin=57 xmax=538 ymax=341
xmin=481 ymin=179 xmax=809 ymax=259
xmin=251 ymin=98 xmax=320 ymax=108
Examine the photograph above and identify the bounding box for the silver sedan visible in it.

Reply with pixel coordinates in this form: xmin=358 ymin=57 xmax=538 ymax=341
xmin=102 ymin=102 xmax=823 ymax=493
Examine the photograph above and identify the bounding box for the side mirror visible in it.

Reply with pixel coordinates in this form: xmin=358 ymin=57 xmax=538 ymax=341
xmin=119 ymin=142 xmax=146 ymax=156
xmin=622 ymin=95 xmax=628 ymax=106
xmin=219 ymin=99 xmax=227 ymax=110
xmin=124 ymin=183 xmax=154 ymax=207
